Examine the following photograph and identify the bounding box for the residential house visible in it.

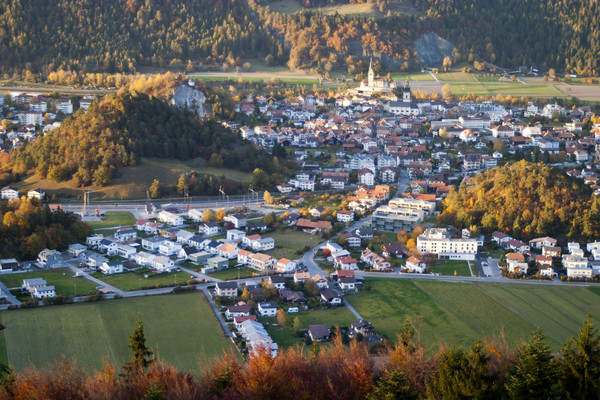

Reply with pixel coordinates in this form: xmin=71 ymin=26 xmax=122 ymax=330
xmin=296 ymin=219 xmax=332 ymax=233
xmin=257 ymin=302 xmax=278 ymax=317
xmin=417 ymin=228 xmax=478 ymax=260
xmin=223 ymin=213 xmax=247 ymax=229
xmin=141 ymin=237 xmax=165 ymax=252
xmin=248 ymin=253 xmax=277 ymax=270
xmin=176 ymin=230 xmax=194 ymax=244
xmin=358 ymin=168 xmax=375 ymax=186
xmin=293 ymin=271 xmax=310 ymax=284
xmin=98 ymin=239 xmax=118 ymax=255
xmin=405 ymin=256 xmax=426 ymax=273
xmin=320 ymin=289 xmax=342 ymax=305
xmin=543 ymin=246 xmax=562 ymax=258
xmin=310 ymin=206 xmax=326 ymax=218
xmin=32 ymin=285 xmax=56 ymax=299
xmin=206 ymin=256 xmax=229 ymax=272
xmin=188 ymin=209 xmax=204 ymax=222
xmin=27 ymin=188 xmax=46 ymax=200
xmin=335 ymin=256 xmax=358 ymax=270
xmin=308 ymin=324 xmax=330 ymax=341
xmin=349 ymin=319 xmax=378 ymax=341
xmin=158 ymin=241 xmax=182 ymax=256
xmin=276 ymin=258 xmax=297 ymax=273
xmin=200 ymin=222 xmax=220 ymax=236
xmin=22 ymin=278 xmax=49 ymax=294
xmin=225 ymin=304 xmax=251 ymax=319
xmin=114 ymin=227 xmax=137 ymax=242
xmin=1 ymin=186 xmax=19 ymax=199
xmin=266 ymin=275 xmax=286 ymax=290
xmin=336 ymin=210 xmax=354 ymax=223
xmin=529 ymin=237 xmax=558 ymax=249
xmin=491 ymin=231 xmax=513 ymax=245
xmin=37 ymin=249 xmax=62 ymax=268
xmin=226 ymin=229 xmax=246 ymax=242
xmin=311 ymin=274 xmax=329 ymax=289
xmin=339 ymin=276 xmax=356 ymax=291
xmin=68 ymin=243 xmax=87 ymax=257
xmin=506 ymin=239 xmax=530 ymax=253
xmin=86 ymin=234 xmax=104 ymax=248
xmin=100 ymin=261 xmax=124 ymax=275
xmin=237 ymin=249 xmax=253 ymax=265
xmin=218 ymin=243 xmax=240 ymax=259
xmin=279 ymin=289 xmax=307 ymax=304
xmin=158 ymin=210 xmax=184 ymax=226
xmin=216 ymin=282 xmax=238 ymax=297
xmin=535 ymin=255 xmax=553 ymax=268
xmin=506 ymin=253 xmax=528 ymax=275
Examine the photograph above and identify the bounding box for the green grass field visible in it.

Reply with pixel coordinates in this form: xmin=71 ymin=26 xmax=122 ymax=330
xmin=430 ymin=260 xmax=472 ymax=276
xmin=268 ymin=0 xmax=419 ymax=17
xmin=390 ymin=73 xmax=435 ymax=81
xmin=92 ymin=269 xmax=191 ymax=291
xmin=263 ymin=307 xmax=357 ymax=347
xmin=0 ymin=292 xmax=237 ymax=373
xmin=88 ymin=211 xmax=136 ymax=231
xmin=207 ymin=266 xmax=262 ymax=280
xmin=263 ymin=229 xmax=317 ymax=260
xmin=0 ymin=268 xmax=98 ymax=296
xmin=347 ymin=279 xmax=600 ymax=351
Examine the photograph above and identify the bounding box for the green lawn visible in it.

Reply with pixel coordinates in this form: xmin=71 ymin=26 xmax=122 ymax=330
xmin=430 ymin=260 xmax=472 ymax=276
xmin=0 ymin=292 xmax=237 ymax=372
xmin=263 ymin=307 xmax=357 ymax=348
xmin=0 ymin=268 xmax=98 ymax=296
xmin=88 ymin=211 xmax=136 ymax=231
xmin=263 ymin=229 xmax=318 ymax=260
xmin=92 ymin=269 xmax=191 ymax=291
xmin=208 ymin=266 xmax=263 ymax=280
xmin=347 ymin=279 xmax=600 ymax=351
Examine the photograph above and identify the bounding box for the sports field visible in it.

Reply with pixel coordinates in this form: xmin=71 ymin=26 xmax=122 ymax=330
xmin=347 ymin=279 xmax=600 ymax=351
xmin=0 ymin=292 xmax=237 ymax=373
xmin=88 ymin=211 xmax=135 ymax=231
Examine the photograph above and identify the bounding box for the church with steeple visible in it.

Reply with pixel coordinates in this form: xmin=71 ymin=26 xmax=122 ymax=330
xmin=355 ymin=57 xmax=397 ymax=95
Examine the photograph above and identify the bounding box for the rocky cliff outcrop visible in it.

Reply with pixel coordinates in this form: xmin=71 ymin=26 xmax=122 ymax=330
xmin=414 ymin=33 xmax=455 ymax=67
xmin=170 ymin=81 xmax=207 ymax=117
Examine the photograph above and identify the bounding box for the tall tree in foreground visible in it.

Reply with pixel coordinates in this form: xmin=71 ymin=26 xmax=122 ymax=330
xmin=123 ymin=314 xmax=154 ymax=376
xmin=560 ymin=315 xmax=600 ymax=399
xmin=505 ymin=328 xmax=562 ymax=399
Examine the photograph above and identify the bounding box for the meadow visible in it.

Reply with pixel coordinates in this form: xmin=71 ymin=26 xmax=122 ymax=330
xmin=207 ymin=266 xmax=262 ymax=280
xmin=88 ymin=211 xmax=136 ymax=231
xmin=13 ymin=157 xmax=253 ymax=201
xmin=92 ymin=269 xmax=192 ymax=291
xmin=347 ymin=278 xmax=600 ymax=351
xmin=0 ymin=268 xmax=98 ymax=296
xmin=0 ymin=292 xmax=237 ymax=372
xmin=429 ymin=260 xmax=472 ymax=276
xmin=263 ymin=229 xmax=318 ymax=260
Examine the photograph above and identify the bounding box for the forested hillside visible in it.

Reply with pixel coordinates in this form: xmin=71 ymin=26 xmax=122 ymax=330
xmin=439 ymin=161 xmax=600 ymax=240
xmin=0 ymin=0 xmax=285 ymax=73
xmin=0 ymin=0 xmax=598 ymax=75
xmin=7 ymin=91 xmax=280 ymax=187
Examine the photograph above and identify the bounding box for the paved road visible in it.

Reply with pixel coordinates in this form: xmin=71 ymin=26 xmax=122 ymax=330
xmin=65 ymin=264 xmax=125 ymax=296
xmin=344 ymin=300 xmax=363 ymax=320
xmin=178 ymin=265 xmax=220 ymax=283
xmin=201 ymin=286 xmax=233 ymax=337
xmin=0 ymin=281 xmax=20 ymax=306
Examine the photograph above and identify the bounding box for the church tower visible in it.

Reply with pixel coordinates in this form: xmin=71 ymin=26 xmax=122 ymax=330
xmin=403 ymin=79 xmax=411 ymax=102
xmin=368 ymin=57 xmax=374 ymax=87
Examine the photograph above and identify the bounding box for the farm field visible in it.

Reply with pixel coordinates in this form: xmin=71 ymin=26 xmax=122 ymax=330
xmin=262 ymin=307 xmax=357 ymax=348
xmin=264 ymin=229 xmax=318 ymax=260
xmin=0 ymin=268 xmax=98 ymax=296
xmin=88 ymin=211 xmax=135 ymax=231
xmin=0 ymin=292 xmax=237 ymax=372
xmin=347 ymin=279 xmax=600 ymax=351
xmin=92 ymin=269 xmax=191 ymax=291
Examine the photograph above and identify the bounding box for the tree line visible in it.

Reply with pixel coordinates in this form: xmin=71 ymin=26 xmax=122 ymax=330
xmin=0 ymin=315 xmax=599 ymax=399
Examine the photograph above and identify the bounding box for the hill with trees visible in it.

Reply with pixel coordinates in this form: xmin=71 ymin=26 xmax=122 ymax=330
xmin=6 ymin=88 xmax=285 ymax=188
xmin=438 ymin=160 xmax=600 ymax=240
xmin=1 ymin=0 xmax=599 ymax=77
